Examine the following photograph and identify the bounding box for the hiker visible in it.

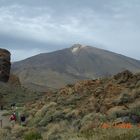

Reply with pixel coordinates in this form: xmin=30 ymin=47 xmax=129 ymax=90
xmin=20 ymin=114 xmax=26 ymax=126
xmin=9 ymin=113 xmax=16 ymax=127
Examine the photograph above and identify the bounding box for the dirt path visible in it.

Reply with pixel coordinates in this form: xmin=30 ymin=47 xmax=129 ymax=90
xmin=0 ymin=110 xmax=10 ymax=128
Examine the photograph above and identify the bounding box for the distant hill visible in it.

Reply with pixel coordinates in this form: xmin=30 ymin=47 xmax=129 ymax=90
xmin=0 ymin=82 xmax=42 ymax=107
xmin=12 ymin=44 xmax=140 ymax=90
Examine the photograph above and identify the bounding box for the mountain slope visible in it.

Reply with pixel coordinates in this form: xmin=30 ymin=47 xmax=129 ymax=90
xmin=12 ymin=70 xmax=140 ymax=140
xmin=12 ymin=44 xmax=140 ymax=90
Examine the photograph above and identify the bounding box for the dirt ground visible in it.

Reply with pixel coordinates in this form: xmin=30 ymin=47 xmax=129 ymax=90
xmin=0 ymin=110 xmax=10 ymax=128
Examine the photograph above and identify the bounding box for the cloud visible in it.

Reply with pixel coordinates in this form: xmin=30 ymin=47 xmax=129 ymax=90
xmin=0 ymin=0 xmax=140 ymax=61
xmin=11 ymin=48 xmax=43 ymax=61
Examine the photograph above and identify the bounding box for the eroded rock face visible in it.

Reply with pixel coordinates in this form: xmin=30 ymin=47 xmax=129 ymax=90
xmin=113 ymin=70 xmax=133 ymax=84
xmin=0 ymin=48 xmax=11 ymax=82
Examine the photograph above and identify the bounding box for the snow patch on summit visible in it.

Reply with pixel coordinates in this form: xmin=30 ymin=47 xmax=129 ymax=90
xmin=71 ymin=45 xmax=86 ymax=53
xmin=72 ymin=47 xmax=79 ymax=53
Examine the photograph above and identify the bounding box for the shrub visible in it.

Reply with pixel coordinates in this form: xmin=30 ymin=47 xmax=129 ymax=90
xmin=43 ymin=121 xmax=70 ymax=140
xmin=24 ymin=130 xmax=42 ymax=140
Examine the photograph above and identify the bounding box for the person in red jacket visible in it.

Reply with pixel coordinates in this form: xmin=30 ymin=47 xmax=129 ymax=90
xmin=9 ymin=113 xmax=16 ymax=127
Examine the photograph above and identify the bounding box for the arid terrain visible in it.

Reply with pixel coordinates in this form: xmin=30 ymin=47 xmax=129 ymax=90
xmin=1 ymin=0 xmax=140 ymax=139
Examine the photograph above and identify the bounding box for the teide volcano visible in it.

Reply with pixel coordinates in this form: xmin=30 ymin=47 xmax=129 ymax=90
xmin=12 ymin=44 xmax=140 ymax=90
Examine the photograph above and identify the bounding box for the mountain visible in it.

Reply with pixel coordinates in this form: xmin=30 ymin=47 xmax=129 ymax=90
xmin=12 ymin=44 xmax=140 ymax=90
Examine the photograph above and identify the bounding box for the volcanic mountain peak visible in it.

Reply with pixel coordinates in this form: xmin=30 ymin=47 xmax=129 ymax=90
xmin=12 ymin=44 xmax=140 ymax=91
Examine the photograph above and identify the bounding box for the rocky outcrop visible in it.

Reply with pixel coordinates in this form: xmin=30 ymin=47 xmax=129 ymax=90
xmin=113 ymin=70 xmax=133 ymax=84
xmin=0 ymin=49 xmax=11 ymax=82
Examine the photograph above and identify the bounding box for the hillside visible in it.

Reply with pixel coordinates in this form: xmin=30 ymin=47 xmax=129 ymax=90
xmin=12 ymin=44 xmax=140 ymax=91
xmin=24 ymin=70 xmax=140 ymax=140
xmin=0 ymin=82 xmax=42 ymax=108
xmin=26 ymin=70 xmax=140 ymax=126
xmin=2 ymin=70 xmax=140 ymax=140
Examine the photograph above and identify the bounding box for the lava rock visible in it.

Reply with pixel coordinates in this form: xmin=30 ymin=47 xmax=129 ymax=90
xmin=0 ymin=48 xmax=11 ymax=82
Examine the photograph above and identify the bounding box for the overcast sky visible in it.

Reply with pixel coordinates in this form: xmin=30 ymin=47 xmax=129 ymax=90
xmin=0 ymin=0 xmax=140 ymax=61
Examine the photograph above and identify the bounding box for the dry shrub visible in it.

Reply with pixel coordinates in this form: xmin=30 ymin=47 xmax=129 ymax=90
xmin=43 ymin=121 xmax=71 ymax=140
xmin=24 ymin=129 xmax=42 ymax=140
xmin=29 ymin=102 xmax=57 ymax=126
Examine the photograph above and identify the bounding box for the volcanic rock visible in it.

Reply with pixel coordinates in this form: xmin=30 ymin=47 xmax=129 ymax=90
xmin=0 ymin=49 xmax=11 ymax=82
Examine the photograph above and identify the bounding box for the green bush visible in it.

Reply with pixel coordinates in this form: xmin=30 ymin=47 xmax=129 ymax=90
xmin=24 ymin=131 xmax=42 ymax=140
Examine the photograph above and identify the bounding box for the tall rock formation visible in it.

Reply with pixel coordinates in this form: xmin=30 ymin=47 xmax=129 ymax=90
xmin=0 ymin=48 xmax=11 ymax=82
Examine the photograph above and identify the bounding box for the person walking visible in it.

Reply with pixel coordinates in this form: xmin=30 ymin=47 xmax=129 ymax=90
xmin=20 ymin=114 xmax=26 ymax=126
xmin=9 ymin=113 xmax=16 ymax=127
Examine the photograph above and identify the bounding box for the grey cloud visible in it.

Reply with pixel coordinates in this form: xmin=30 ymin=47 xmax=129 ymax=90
xmin=0 ymin=0 xmax=140 ymax=61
